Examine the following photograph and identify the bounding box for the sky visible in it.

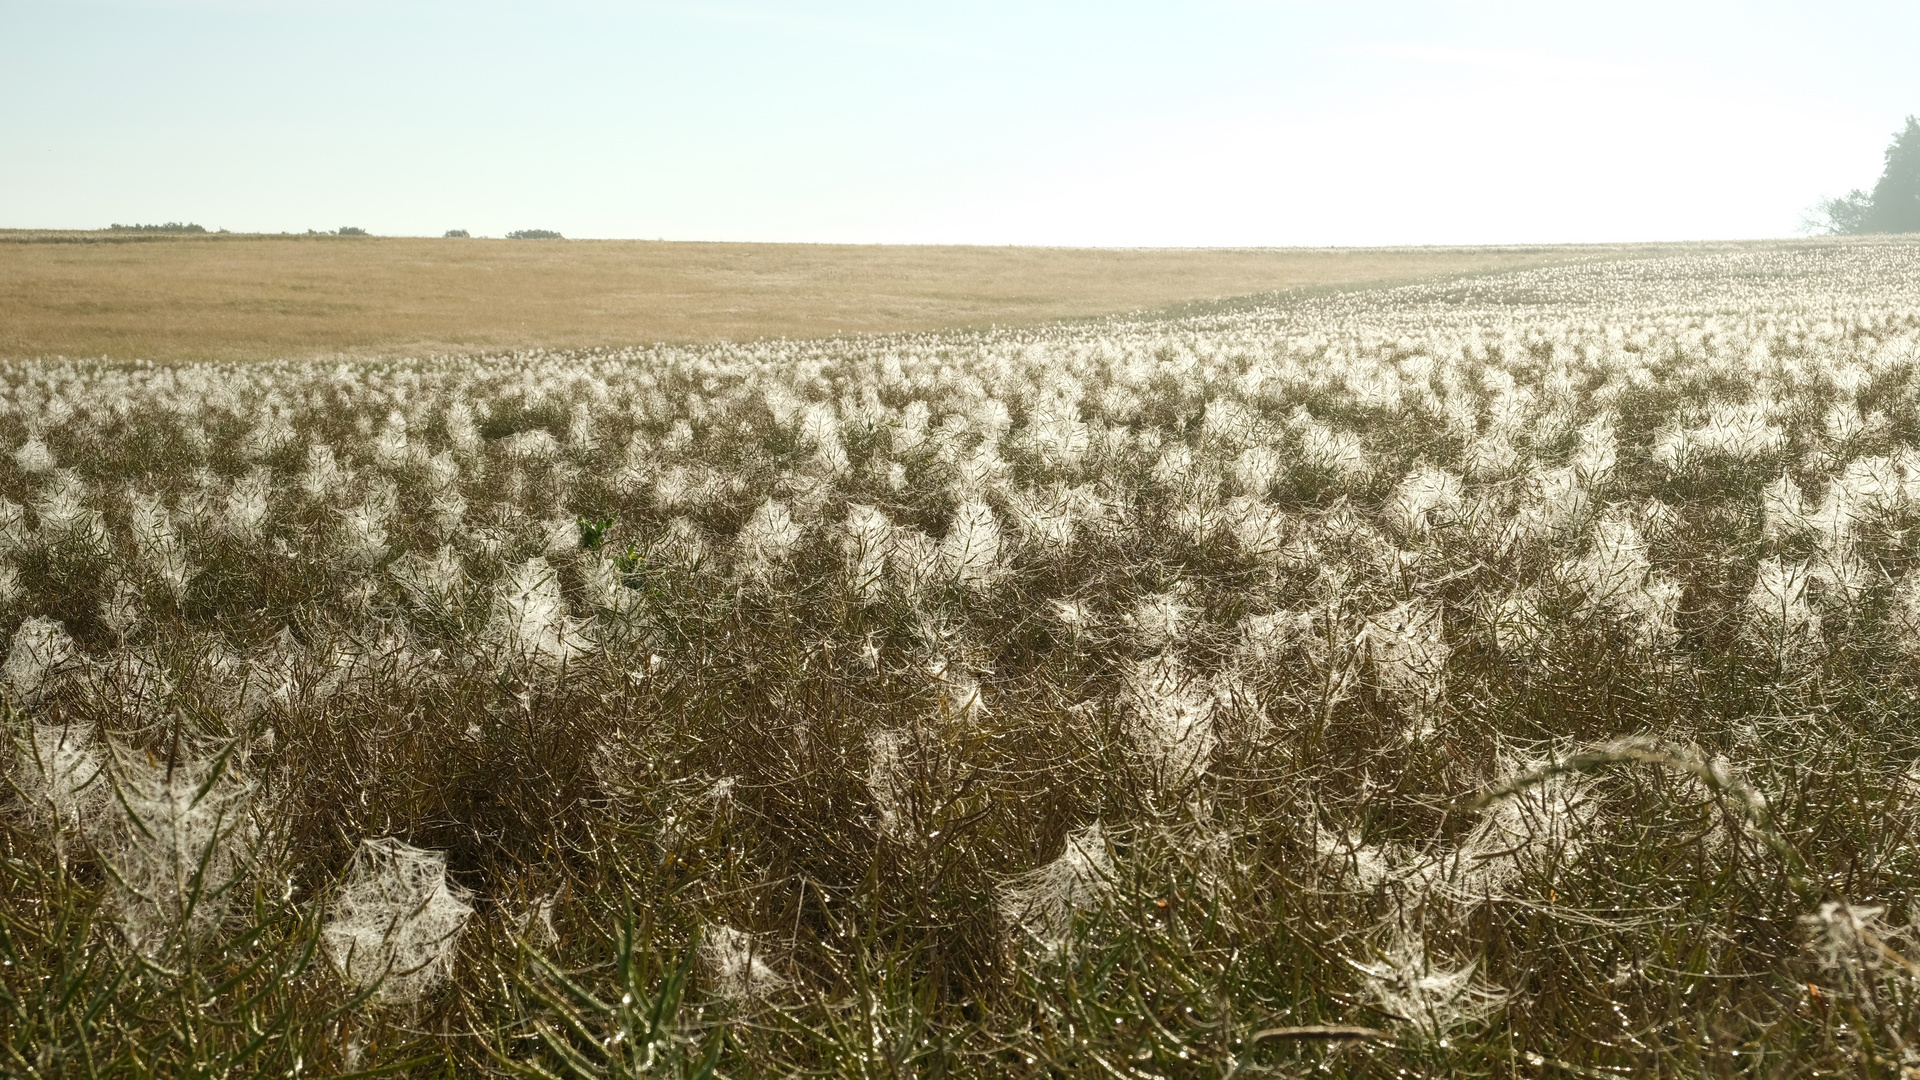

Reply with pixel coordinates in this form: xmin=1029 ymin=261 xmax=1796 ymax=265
xmin=2 ymin=1 xmax=1916 ymax=246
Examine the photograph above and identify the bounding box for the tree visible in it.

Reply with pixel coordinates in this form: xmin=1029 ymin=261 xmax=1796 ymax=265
xmin=1808 ymin=116 xmax=1920 ymax=234
xmin=1863 ymin=115 xmax=1920 ymax=233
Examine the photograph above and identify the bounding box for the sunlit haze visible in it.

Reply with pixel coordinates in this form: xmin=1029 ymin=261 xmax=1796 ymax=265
xmin=3 ymin=0 xmax=1915 ymax=244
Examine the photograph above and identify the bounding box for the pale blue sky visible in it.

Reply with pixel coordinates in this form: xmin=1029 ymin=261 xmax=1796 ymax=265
xmin=3 ymin=1 xmax=1914 ymax=245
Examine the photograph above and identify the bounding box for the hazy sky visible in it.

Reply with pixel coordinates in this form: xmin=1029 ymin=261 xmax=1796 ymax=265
xmin=3 ymin=1 xmax=1915 ymax=245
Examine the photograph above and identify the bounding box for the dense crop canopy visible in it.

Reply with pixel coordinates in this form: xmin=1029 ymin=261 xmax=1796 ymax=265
xmin=5 ymin=238 xmax=1920 ymax=1074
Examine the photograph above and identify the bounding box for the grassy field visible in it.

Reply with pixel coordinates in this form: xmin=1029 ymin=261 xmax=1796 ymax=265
xmin=1 ymin=230 xmax=1671 ymax=363
xmin=10 ymin=237 xmax=1920 ymax=1078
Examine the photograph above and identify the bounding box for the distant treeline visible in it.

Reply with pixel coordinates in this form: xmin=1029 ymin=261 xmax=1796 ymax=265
xmin=95 ymin=223 xmax=572 ymax=238
xmin=108 ymin=222 xmax=207 ymax=233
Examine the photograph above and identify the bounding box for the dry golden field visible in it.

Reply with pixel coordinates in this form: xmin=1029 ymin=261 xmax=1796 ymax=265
xmin=0 ymin=230 xmax=1660 ymax=363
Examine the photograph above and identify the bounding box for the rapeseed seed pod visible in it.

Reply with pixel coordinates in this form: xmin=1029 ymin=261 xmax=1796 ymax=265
xmin=34 ymin=470 xmax=106 ymax=553
xmin=1230 ymin=444 xmax=1285 ymax=496
xmin=11 ymin=721 xmax=104 ymax=842
xmin=1126 ymin=592 xmax=1193 ymax=650
xmin=701 ymin=925 xmax=786 ymax=1002
xmin=1745 ymin=558 xmax=1823 ymax=670
xmin=220 ymin=468 xmax=273 ymax=544
xmin=0 ymin=499 xmax=28 ymax=554
xmin=324 ymin=837 xmax=473 ymax=1004
xmin=300 ymin=443 xmax=354 ymax=502
xmin=842 ymin=504 xmax=891 ymax=602
xmin=1386 ymin=466 xmax=1464 ymax=539
xmin=99 ymin=739 xmax=256 ymax=956
xmin=1294 ymin=414 xmax=1370 ymax=482
xmin=1123 ymin=653 xmax=1217 ymax=791
xmin=335 ymin=501 xmax=390 ymax=571
xmin=1348 ymin=923 xmax=1507 ymax=1037
xmin=1008 ymin=486 xmax=1077 ymax=553
xmin=864 ymin=727 xmax=912 ymax=841
xmin=999 ymin=824 xmax=1114 ymax=954
xmin=925 ymin=657 xmax=985 ymax=724
xmin=1028 ymin=404 xmax=1090 ymax=468
xmin=373 ymin=411 xmax=410 ymax=468
xmin=127 ymin=489 xmax=193 ymax=599
xmin=444 ymin=398 xmax=483 ymax=457
xmin=1360 ymin=601 xmax=1448 ymax=719
xmin=6 ymin=616 xmax=76 ymax=704
xmin=938 ymin=501 xmax=1001 ymax=589
xmin=390 ymin=545 xmax=468 ymax=620
xmin=736 ymin=499 xmax=802 ymax=577
xmin=1762 ymin=473 xmax=1812 ymax=541
xmin=13 ymin=435 xmax=55 ymax=474
xmin=1571 ymin=416 xmax=1618 ymax=482
xmin=487 ymin=556 xmax=590 ymax=677
xmin=241 ymin=403 xmax=296 ymax=459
